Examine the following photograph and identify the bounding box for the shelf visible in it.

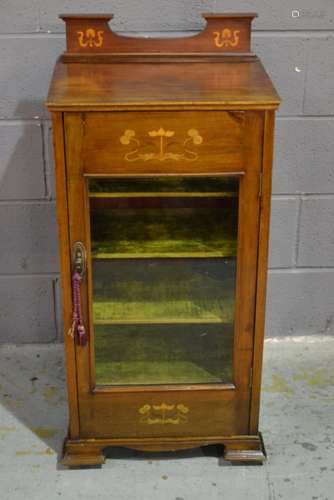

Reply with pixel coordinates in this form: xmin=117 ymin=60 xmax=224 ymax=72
xmin=96 ymin=361 xmax=225 ymax=385
xmin=89 ymin=176 xmax=238 ymax=261
xmin=94 ymin=323 xmax=233 ymax=385
xmin=89 ymin=176 xmax=238 ymax=195
xmin=93 ymin=301 xmax=234 ymax=324
xmin=93 ymin=253 xmax=234 ymax=260
xmin=90 ymin=207 xmax=237 ymax=259
xmin=92 ymin=258 xmax=236 ymax=325
xmin=89 ymin=191 xmax=237 ymax=199
xmin=94 ymin=318 xmax=230 ymax=325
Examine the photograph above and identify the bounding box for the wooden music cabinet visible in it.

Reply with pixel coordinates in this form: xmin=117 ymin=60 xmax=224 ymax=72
xmin=46 ymin=13 xmax=280 ymax=467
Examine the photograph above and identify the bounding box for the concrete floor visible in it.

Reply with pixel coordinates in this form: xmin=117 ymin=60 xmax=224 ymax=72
xmin=0 ymin=336 xmax=333 ymax=500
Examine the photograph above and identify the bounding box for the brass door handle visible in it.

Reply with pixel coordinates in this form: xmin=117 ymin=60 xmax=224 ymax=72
xmin=72 ymin=241 xmax=86 ymax=278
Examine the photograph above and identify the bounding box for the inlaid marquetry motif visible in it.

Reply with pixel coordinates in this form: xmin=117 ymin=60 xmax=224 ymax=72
xmin=138 ymin=403 xmax=189 ymax=425
xmin=77 ymin=28 xmax=104 ymax=48
xmin=213 ymin=29 xmax=240 ymax=48
xmin=120 ymin=127 xmax=203 ymax=162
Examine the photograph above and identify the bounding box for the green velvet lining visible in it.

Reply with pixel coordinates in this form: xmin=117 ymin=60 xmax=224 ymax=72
xmin=92 ymin=259 xmax=235 ymax=324
xmin=91 ymin=207 xmax=237 ymax=258
xmin=89 ymin=176 xmax=238 ymax=386
xmin=89 ymin=176 xmax=238 ymax=195
xmin=94 ymin=324 xmax=233 ymax=385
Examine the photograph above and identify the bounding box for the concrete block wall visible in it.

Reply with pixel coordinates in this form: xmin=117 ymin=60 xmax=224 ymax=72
xmin=1 ymin=1 xmax=334 ymax=343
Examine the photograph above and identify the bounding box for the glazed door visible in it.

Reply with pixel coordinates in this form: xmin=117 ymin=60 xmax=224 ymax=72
xmin=89 ymin=176 xmax=238 ymax=387
xmin=64 ymin=111 xmax=263 ymax=439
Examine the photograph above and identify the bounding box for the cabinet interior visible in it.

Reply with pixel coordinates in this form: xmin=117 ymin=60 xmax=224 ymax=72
xmin=89 ymin=176 xmax=238 ymax=385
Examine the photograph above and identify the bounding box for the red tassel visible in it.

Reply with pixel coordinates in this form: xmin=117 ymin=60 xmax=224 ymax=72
xmin=72 ymin=271 xmax=87 ymax=346
xmin=77 ymin=324 xmax=87 ymax=346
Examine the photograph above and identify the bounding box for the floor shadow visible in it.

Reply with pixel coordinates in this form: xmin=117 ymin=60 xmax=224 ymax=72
xmin=104 ymin=443 xmax=220 ymax=460
xmin=0 ymin=344 xmax=67 ymax=461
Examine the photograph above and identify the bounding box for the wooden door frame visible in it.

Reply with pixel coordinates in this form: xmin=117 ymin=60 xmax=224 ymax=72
xmin=54 ymin=109 xmax=267 ymax=441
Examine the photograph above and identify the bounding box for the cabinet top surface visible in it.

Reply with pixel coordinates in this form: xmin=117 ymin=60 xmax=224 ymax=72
xmin=46 ymin=13 xmax=280 ymax=111
xmin=46 ymin=59 xmax=280 ymax=111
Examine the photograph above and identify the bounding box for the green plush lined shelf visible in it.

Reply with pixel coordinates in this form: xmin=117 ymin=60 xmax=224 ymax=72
xmin=94 ymin=324 xmax=233 ymax=385
xmin=89 ymin=192 xmax=236 ymax=199
xmin=90 ymin=207 xmax=237 ymax=259
xmin=94 ymin=318 xmax=226 ymax=325
xmin=89 ymin=176 xmax=238 ymax=195
xmin=96 ymin=361 xmax=223 ymax=384
xmin=92 ymin=259 xmax=236 ymax=325
xmin=89 ymin=176 xmax=238 ymax=259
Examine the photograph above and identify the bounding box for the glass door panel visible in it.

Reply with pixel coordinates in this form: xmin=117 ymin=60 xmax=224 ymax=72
xmin=88 ymin=176 xmax=239 ymax=386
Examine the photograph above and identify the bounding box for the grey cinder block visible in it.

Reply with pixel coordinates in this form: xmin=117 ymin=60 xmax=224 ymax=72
xmin=0 ymin=276 xmax=57 ymax=343
xmin=0 ymin=203 xmax=59 ymax=274
xmin=269 ymin=198 xmax=299 ymax=268
xmin=266 ymin=270 xmax=334 ymax=336
xmin=54 ymin=277 xmax=64 ymax=342
xmin=273 ymin=118 xmax=334 ymax=194
xmin=45 ymin=122 xmax=56 ymax=199
xmin=0 ymin=0 xmax=39 ymax=33
xmin=0 ymin=37 xmax=65 ymax=119
xmin=298 ymin=197 xmax=334 ymax=267
xmin=0 ymin=121 xmax=46 ymax=200
xmin=215 ymin=0 xmax=334 ymax=30
xmin=303 ymin=36 xmax=334 ymax=115
xmin=37 ymin=0 xmax=334 ymax=33
xmin=253 ymin=35 xmax=307 ymax=116
xmin=38 ymin=0 xmax=210 ymax=33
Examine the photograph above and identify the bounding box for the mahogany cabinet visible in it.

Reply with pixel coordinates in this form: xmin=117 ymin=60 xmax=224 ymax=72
xmin=46 ymin=13 xmax=280 ymax=466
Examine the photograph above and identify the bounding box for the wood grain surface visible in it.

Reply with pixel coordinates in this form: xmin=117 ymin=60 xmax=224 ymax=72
xmin=47 ymin=12 xmax=280 ymax=466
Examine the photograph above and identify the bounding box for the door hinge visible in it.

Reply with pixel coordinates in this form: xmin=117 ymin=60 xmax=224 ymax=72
xmin=249 ymin=367 xmax=253 ymax=389
xmin=258 ymin=172 xmax=263 ymax=198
